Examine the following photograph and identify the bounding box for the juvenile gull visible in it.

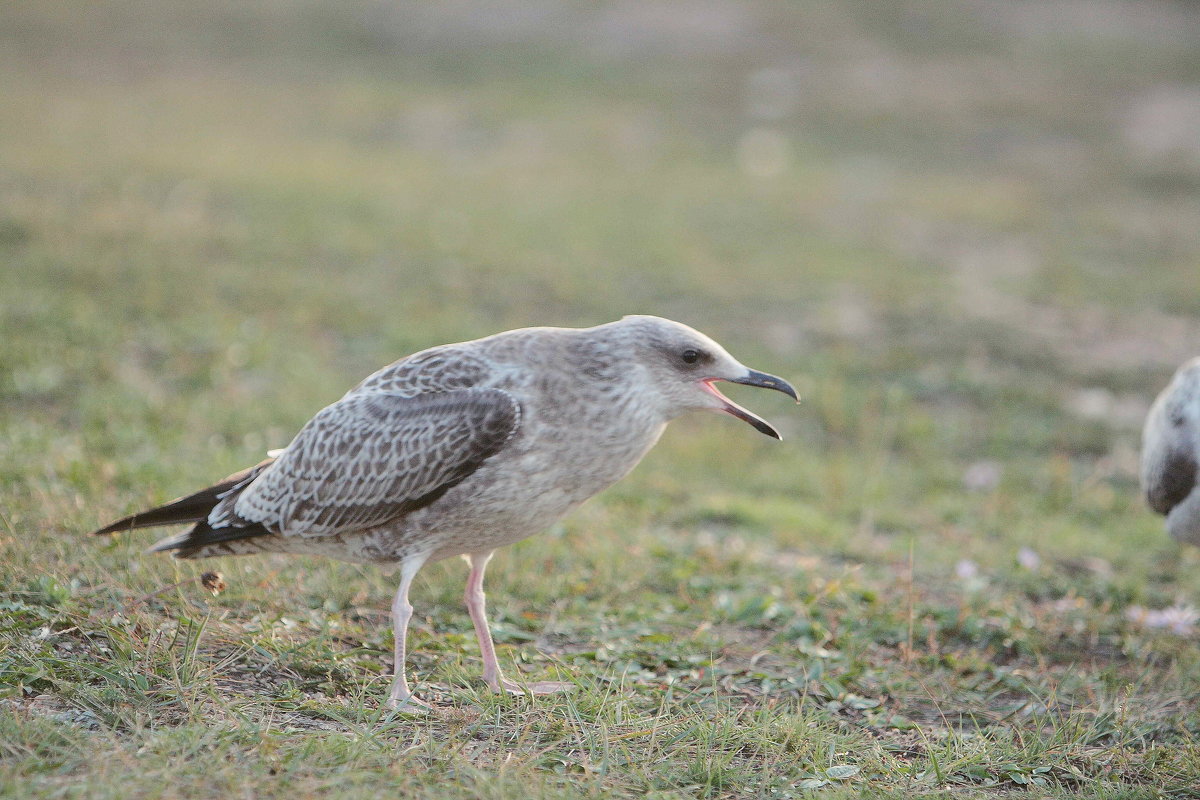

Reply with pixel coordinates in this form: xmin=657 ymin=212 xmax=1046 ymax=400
xmin=1141 ymin=356 xmax=1200 ymax=546
xmin=92 ymin=315 xmax=798 ymax=708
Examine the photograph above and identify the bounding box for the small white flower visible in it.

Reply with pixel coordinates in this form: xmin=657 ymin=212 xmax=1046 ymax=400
xmin=1016 ymin=546 xmax=1041 ymax=570
xmin=955 ymin=559 xmax=979 ymax=580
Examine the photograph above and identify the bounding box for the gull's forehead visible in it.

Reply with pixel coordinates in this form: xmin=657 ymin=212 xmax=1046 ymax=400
xmin=660 ymin=324 xmax=728 ymax=358
xmin=620 ymin=315 xmax=717 ymax=346
xmin=603 ymin=317 xmax=742 ymax=374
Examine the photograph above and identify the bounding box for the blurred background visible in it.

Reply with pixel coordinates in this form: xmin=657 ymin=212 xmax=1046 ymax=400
xmin=2 ymin=1 xmax=1200 ymax=788
xmin=5 ymin=0 xmax=1200 ymax=565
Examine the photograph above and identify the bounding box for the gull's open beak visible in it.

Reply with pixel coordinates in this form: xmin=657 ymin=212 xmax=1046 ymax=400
xmin=730 ymin=370 xmax=800 ymax=401
xmin=702 ymin=369 xmax=799 ymax=440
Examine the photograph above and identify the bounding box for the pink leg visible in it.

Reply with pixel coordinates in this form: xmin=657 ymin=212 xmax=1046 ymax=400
xmin=463 ymin=550 xmax=573 ymax=696
xmin=463 ymin=551 xmax=512 ymax=692
xmin=386 ymin=554 xmax=430 ymax=710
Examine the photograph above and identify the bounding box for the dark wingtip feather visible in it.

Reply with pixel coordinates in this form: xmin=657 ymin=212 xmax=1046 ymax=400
xmin=90 ymin=459 xmax=274 ymax=537
xmin=91 ymin=497 xmax=216 ymax=536
xmin=92 ymin=516 xmax=143 ymax=536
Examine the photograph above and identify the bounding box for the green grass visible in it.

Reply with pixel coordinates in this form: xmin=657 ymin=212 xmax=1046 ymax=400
xmin=3 ymin=1 xmax=1200 ymax=797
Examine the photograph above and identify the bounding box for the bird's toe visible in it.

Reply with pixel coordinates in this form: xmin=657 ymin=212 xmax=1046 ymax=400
xmin=385 ymin=693 xmax=433 ymax=713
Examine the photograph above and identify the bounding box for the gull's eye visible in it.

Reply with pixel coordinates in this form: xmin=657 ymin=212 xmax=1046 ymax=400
xmin=680 ymin=349 xmax=701 ymax=365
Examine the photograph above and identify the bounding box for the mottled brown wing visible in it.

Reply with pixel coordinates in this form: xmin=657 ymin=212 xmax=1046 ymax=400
xmin=349 ymin=344 xmax=492 ymax=397
xmin=1147 ymin=455 xmax=1197 ymax=515
xmin=1143 ymin=370 xmax=1199 ymax=516
xmin=1144 ymin=427 xmax=1197 ymax=516
xmin=212 ymin=388 xmax=521 ymax=538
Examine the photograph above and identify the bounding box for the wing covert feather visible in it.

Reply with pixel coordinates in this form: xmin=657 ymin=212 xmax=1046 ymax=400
xmin=219 ymin=389 xmax=520 ymax=537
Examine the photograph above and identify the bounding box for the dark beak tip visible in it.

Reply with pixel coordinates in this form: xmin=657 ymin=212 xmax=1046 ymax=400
xmin=745 ymin=415 xmax=783 ymax=440
xmin=734 ymin=369 xmax=799 ymax=402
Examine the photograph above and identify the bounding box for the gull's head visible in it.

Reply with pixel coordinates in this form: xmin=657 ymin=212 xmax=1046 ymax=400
xmin=604 ymin=315 xmax=799 ymax=439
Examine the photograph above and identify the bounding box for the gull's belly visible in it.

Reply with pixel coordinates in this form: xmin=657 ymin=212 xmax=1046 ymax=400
xmin=421 ymin=421 xmax=666 ymax=560
xmin=419 ymin=452 xmax=636 ymax=559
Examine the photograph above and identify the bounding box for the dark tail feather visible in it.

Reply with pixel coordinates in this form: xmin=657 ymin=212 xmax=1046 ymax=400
xmin=91 ymin=459 xmax=274 ymax=536
xmin=149 ymin=518 xmax=274 ymax=558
